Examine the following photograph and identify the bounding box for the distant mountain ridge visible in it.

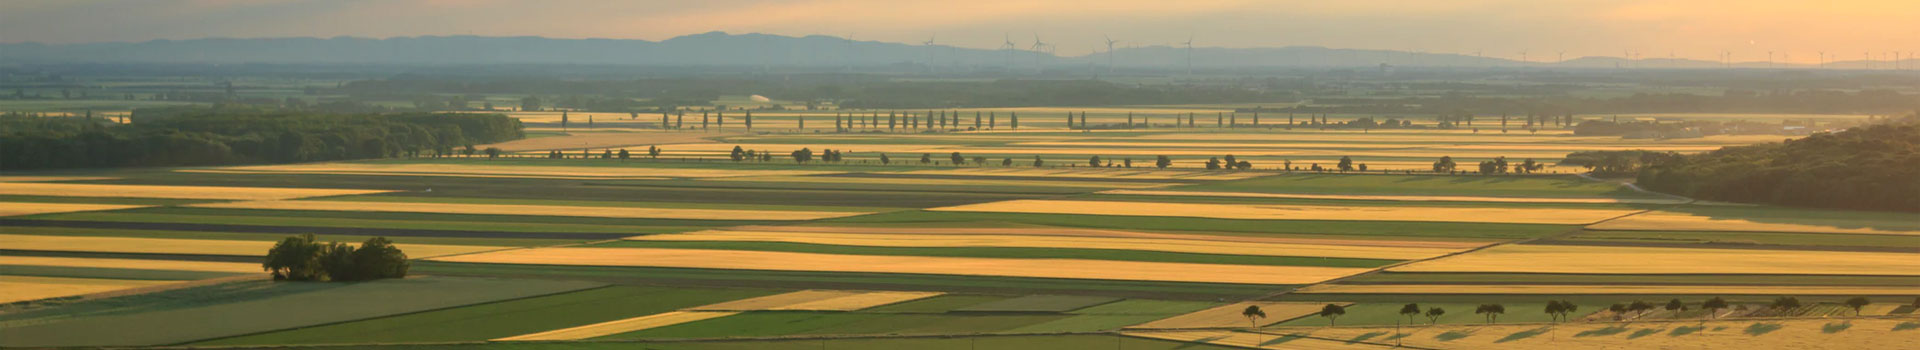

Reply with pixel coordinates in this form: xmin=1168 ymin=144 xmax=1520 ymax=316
xmin=2 ymin=32 xmax=1909 ymax=70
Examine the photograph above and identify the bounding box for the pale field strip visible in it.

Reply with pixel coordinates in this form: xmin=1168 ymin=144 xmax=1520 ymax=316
xmin=189 ymin=200 xmax=871 ymax=221
xmin=1859 ymin=303 xmax=1903 ymax=316
xmin=432 ymin=247 xmax=1370 ymax=285
xmin=477 ymin=131 xmax=728 ymax=152
xmin=0 ymin=275 xmax=178 ymax=304
xmin=928 ymin=199 xmax=1639 ymax=225
xmin=899 ymin=168 xmax=1266 ymax=180
xmin=1388 ymin=244 xmax=1920 ymax=276
xmin=1587 ymin=211 xmax=1920 ymax=236
xmin=725 ymin=226 xmax=1493 ymax=249
xmin=0 ymin=176 xmax=118 ymax=182
xmin=0 ymin=256 xmax=259 ymax=273
xmin=629 ymin=230 xmax=1466 ymax=260
xmin=0 ymin=183 xmax=392 ymax=201
xmin=492 ymin=311 xmax=739 ymax=341
xmin=1126 ymin=330 xmax=1399 ymax=350
xmin=661 ymin=143 xmax=948 ymax=153
xmin=1291 ymin=284 xmax=1920 ymax=296
xmin=1295 ymin=317 xmax=1917 ymax=350
xmin=1101 ymin=189 xmax=1686 ymax=205
xmin=1128 ymin=302 xmax=1348 ymax=329
xmin=1131 ymin=133 xmax=1783 ymax=145
xmin=0 ymin=234 xmax=504 ymax=258
xmin=688 ymin=290 xmax=943 ymax=311
xmin=701 ymin=175 xmax=1180 ymax=189
xmin=1011 ymin=141 xmax=1424 ymax=149
xmin=209 ymin=163 xmax=841 ymax=179
xmin=0 ymin=202 xmax=148 ymax=217
xmin=178 ymin=169 xmax=674 ymax=181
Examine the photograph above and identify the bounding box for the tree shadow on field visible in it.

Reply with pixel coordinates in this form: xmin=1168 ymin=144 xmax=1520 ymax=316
xmin=1344 ymin=331 xmax=1388 ymax=344
xmin=1576 ymin=326 xmax=1630 ymax=338
xmin=1434 ymin=329 xmax=1476 ymax=341
xmin=1744 ymin=323 xmax=1784 ymax=336
xmin=1668 ymin=325 xmax=1705 ymax=336
xmin=1175 ymin=335 xmax=1232 ymax=349
xmin=1822 ymin=321 xmax=1852 ymax=334
xmin=1259 ymin=334 xmax=1307 ymax=347
xmin=1895 ymin=322 xmax=1920 ymax=331
xmin=1494 ymin=326 xmax=1551 ymax=343
xmin=1627 ymin=327 xmax=1665 ymax=339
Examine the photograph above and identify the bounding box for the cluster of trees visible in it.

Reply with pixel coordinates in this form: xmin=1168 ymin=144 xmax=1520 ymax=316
xmin=0 ymin=106 xmax=523 ymax=170
xmin=1206 ymin=155 xmax=1254 ymax=170
xmin=262 ymin=234 xmax=408 ymax=282
xmin=1631 ymin=114 xmax=1920 ymax=212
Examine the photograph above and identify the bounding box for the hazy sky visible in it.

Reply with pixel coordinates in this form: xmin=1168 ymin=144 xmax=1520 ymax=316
xmin=4 ymin=0 xmax=1916 ymax=64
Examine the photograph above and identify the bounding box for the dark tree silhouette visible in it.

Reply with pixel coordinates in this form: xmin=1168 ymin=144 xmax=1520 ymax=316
xmin=1155 ymin=155 xmax=1172 ymax=169
xmin=1665 ymin=299 xmax=1688 ymax=318
xmin=1400 ymin=303 xmax=1422 ymax=324
xmin=1337 ymin=156 xmax=1355 ymax=172
xmin=730 ymin=146 xmax=745 ymax=161
xmin=1475 ymin=304 xmax=1506 ymax=324
xmin=1242 ymin=305 xmax=1267 ymax=328
xmin=1425 ymin=307 xmax=1446 ymax=325
xmin=1320 ymin=304 xmax=1347 ymax=326
xmin=1702 ymin=297 xmax=1729 ymax=319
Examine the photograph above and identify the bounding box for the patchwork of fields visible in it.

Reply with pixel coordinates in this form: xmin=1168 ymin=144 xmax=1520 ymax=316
xmin=2 ymin=122 xmax=1911 ymax=349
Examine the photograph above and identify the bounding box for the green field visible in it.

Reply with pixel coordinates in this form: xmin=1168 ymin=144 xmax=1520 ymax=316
xmin=1172 ymin=174 xmax=1655 ymax=198
xmin=1556 ymin=230 xmax=1920 ymax=250
xmin=413 ymin=261 xmax=1284 ymax=299
xmin=1340 ymin=272 xmax=1920 ymax=286
xmin=182 ymin=334 xmax=1239 ymax=350
xmin=589 ymin=240 xmax=1403 ymax=268
xmin=951 ymin=295 xmax=1122 ymax=313
xmin=821 ymin=210 xmax=1568 ymax=240
xmin=195 ymin=286 xmax=782 ymax=345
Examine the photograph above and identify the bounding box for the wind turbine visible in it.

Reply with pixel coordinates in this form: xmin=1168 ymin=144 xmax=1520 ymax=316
xmin=1030 ymin=34 xmax=1048 ymax=71
xmin=1103 ymin=35 xmax=1120 ymax=73
xmin=922 ymin=34 xmax=937 ymax=70
xmin=1000 ymin=34 xmax=1017 ymax=71
xmin=1182 ymin=35 xmax=1194 ymax=76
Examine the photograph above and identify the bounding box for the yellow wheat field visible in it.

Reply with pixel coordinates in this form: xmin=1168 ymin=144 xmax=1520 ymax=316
xmin=178 ymin=169 xmax=674 ymax=181
xmin=629 ymin=230 xmax=1466 ymax=260
xmin=721 ymin=226 xmax=1492 ymax=249
xmin=689 ymin=290 xmax=942 ymax=311
xmin=433 ymin=247 xmax=1368 ymax=285
xmin=479 ymin=130 xmax=725 ymax=152
xmin=209 ymin=163 xmax=841 ymax=179
xmin=189 ymin=200 xmax=870 ymax=221
xmin=0 ymin=275 xmax=178 ymax=304
xmin=493 ymin=311 xmax=737 ymax=341
xmin=0 ymin=176 xmax=118 ymax=182
xmin=1588 ymin=211 xmax=1920 ymax=236
xmin=0 ymin=202 xmax=147 ymax=217
xmin=1388 ymin=244 xmax=1920 ymax=276
xmin=929 ymin=199 xmax=1638 ymax=225
xmin=1101 ymin=189 xmax=1686 ymax=205
xmin=0 ymin=256 xmax=259 ymax=273
xmin=899 ymin=168 xmax=1266 ymax=180
xmin=0 ymin=234 xmax=503 ymax=258
xmin=1010 ymin=141 xmax=1424 ymax=149
xmin=1291 ymin=284 xmax=1920 ymax=295
xmin=1129 ymin=302 xmax=1346 ymax=329
xmin=1126 ymin=330 xmax=1399 ymax=350
xmin=0 ymin=183 xmax=392 ymax=201
xmin=1296 ymin=317 xmax=1917 ymax=350
xmin=702 ymin=175 xmax=1179 ymax=189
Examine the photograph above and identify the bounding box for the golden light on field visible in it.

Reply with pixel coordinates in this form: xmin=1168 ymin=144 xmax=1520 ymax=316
xmin=0 ymin=234 xmax=504 ymax=259
xmin=189 ymin=200 xmax=873 ymax=221
xmin=204 ymin=163 xmax=840 ymax=179
xmin=1292 ymin=284 xmax=1920 ymax=296
xmin=1299 ymin=318 xmax=1920 ymax=350
xmin=1589 ymin=210 xmax=1920 ymax=236
xmin=0 ymin=256 xmax=258 ymax=273
xmin=0 ymin=183 xmax=392 ymax=201
xmin=1128 ymin=302 xmax=1346 ymax=329
xmin=1102 ymin=189 xmax=1687 ymax=205
xmin=0 ymin=275 xmax=177 ymax=304
xmin=1389 ymin=244 xmax=1920 ymax=276
xmin=631 ymin=229 xmax=1469 ymax=260
xmin=687 ymin=290 xmax=943 ymax=311
xmin=493 ymin=311 xmax=738 ymax=341
xmin=432 ymin=247 xmax=1370 ymax=285
xmin=929 ymin=199 xmax=1640 ymax=225
xmin=0 ymin=202 xmax=147 ymax=217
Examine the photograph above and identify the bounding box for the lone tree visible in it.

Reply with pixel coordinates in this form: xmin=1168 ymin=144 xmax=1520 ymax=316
xmin=1475 ymin=304 xmax=1506 ymax=324
xmin=1337 ymin=156 xmax=1355 ymax=172
xmin=648 ymin=145 xmax=662 ymax=158
xmin=484 ymin=147 xmax=502 ymax=159
xmin=1319 ymin=304 xmax=1347 ymax=327
xmin=1425 ymin=307 xmax=1446 ymax=325
xmin=1032 ymin=156 xmax=1044 ymax=167
xmin=1628 ymin=300 xmax=1655 ymax=319
xmin=730 ymin=146 xmax=746 ymax=161
xmin=1089 ymin=155 xmax=1103 ymax=167
xmin=618 ymin=149 xmax=630 ymax=159
xmin=1400 ymin=303 xmax=1423 ymax=324
xmin=1665 ymin=299 xmax=1689 ymax=318
xmin=1432 ymin=156 xmax=1456 ymax=173
xmin=1155 ymin=155 xmax=1173 ymax=169
xmin=791 ymin=148 xmax=813 ymax=163
xmin=950 ymin=152 xmax=966 ymax=165
xmin=1242 ymin=305 xmax=1267 ymax=328
xmin=1205 ymin=157 xmax=1222 ymax=170
xmin=1844 ymin=297 xmax=1871 ymax=316
xmin=1771 ymin=296 xmax=1802 ymax=313
xmin=1545 ymin=300 xmax=1566 ymax=323
xmin=920 ymin=153 xmax=932 ymax=164
xmin=1002 ymin=158 xmax=1013 ymax=166
xmin=879 ymin=153 xmax=891 ymax=165
xmin=1702 ymin=297 xmax=1730 ymax=319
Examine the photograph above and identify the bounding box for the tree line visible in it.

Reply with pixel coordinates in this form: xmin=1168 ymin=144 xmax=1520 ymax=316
xmin=0 ymin=106 xmax=523 ymax=170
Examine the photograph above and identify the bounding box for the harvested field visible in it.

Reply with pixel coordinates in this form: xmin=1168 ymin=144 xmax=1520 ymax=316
xmin=1291 ymin=284 xmax=1920 ymax=295
xmin=898 ymin=168 xmax=1266 ymax=180
xmin=1128 ymin=302 xmax=1343 ymax=329
xmin=1290 ymin=317 xmax=1918 ymax=350
xmin=189 ymin=200 xmax=871 ymax=221
xmin=1389 ymin=244 xmax=1920 ymax=276
xmin=493 ymin=311 xmax=739 ymax=341
xmin=1102 ymin=189 xmax=1687 ymax=204
xmin=688 ymin=290 xmax=942 ymax=311
xmin=0 ymin=202 xmax=147 ymax=217
xmin=0 ymin=176 xmax=117 ymax=182
xmin=1589 ymin=210 xmax=1920 ymax=236
xmin=1127 ymin=330 xmax=1399 ymax=349
xmin=929 ymin=199 xmax=1638 ymax=225
xmin=704 ymin=175 xmax=1179 ymax=189
xmin=627 ymin=229 xmax=1468 ymax=260
xmin=0 ymin=234 xmax=504 ymax=258
xmin=0 ymin=183 xmax=391 ymax=201
xmin=725 ymin=225 xmax=1493 ymax=249
xmin=433 ymin=247 xmax=1369 ymax=285
xmin=478 ymin=131 xmax=728 ymax=152
xmin=202 ymin=163 xmax=840 ymax=179
xmin=0 ymin=256 xmax=259 ymax=273
xmin=0 ymin=275 xmax=177 ymax=304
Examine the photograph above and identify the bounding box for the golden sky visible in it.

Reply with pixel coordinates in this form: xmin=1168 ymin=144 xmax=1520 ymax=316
xmin=3 ymin=0 xmax=1915 ymax=64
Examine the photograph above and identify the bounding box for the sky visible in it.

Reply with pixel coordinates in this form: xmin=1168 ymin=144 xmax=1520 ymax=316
xmin=3 ymin=0 xmax=1916 ymax=64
